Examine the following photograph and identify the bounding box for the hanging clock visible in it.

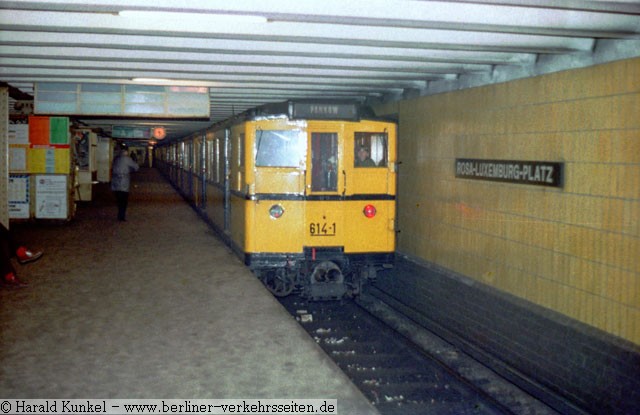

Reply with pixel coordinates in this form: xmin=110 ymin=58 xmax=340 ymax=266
xmin=152 ymin=126 xmax=166 ymax=140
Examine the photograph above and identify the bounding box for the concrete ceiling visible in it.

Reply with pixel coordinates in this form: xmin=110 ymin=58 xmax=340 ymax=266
xmin=1 ymin=0 xmax=640 ymax=141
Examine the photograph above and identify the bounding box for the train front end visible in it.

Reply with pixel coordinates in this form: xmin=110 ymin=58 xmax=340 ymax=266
xmin=244 ymin=102 xmax=397 ymax=300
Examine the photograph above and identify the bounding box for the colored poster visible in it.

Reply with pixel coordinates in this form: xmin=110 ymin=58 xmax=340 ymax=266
xmin=28 ymin=116 xmax=50 ymax=146
xmin=29 ymin=148 xmax=70 ymax=174
xmin=35 ymin=175 xmax=68 ymax=219
xmin=8 ymin=175 xmax=30 ymax=219
xmin=55 ymin=148 xmax=71 ymax=173
xmin=50 ymin=117 xmax=69 ymax=144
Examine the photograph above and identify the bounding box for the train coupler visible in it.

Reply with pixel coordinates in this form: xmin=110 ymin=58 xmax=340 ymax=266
xmin=306 ymin=260 xmax=347 ymax=301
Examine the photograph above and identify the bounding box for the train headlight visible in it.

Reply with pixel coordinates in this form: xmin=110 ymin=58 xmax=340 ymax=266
xmin=363 ymin=204 xmax=377 ymax=218
xmin=269 ymin=204 xmax=285 ymax=219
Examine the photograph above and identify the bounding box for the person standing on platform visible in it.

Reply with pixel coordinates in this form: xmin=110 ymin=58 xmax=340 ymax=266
xmin=111 ymin=143 xmax=139 ymax=222
xmin=1 ymin=223 xmax=44 ymax=288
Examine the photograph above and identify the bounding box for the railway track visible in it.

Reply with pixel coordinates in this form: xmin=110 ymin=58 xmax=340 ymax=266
xmin=278 ymin=292 xmax=559 ymax=415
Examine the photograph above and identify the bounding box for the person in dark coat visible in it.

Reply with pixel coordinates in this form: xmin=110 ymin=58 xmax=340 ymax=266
xmin=111 ymin=143 xmax=140 ymax=221
xmin=355 ymin=146 xmax=376 ymax=167
xmin=1 ymin=223 xmax=43 ymax=288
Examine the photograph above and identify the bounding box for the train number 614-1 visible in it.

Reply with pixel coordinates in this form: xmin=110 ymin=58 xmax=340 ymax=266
xmin=310 ymin=222 xmax=336 ymax=236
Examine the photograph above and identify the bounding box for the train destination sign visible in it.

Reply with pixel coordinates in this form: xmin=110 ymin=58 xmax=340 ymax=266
xmin=292 ymin=102 xmax=358 ymax=120
xmin=455 ymin=159 xmax=563 ymax=187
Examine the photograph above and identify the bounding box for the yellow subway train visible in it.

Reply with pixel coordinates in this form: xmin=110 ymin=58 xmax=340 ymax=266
xmin=155 ymin=101 xmax=397 ymax=300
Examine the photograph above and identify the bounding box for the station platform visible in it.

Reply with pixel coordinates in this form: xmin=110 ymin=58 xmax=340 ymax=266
xmin=0 ymin=168 xmax=378 ymax=413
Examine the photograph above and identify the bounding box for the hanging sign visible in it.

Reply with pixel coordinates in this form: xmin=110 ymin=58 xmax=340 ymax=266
xmin=112 ymin=125 xmax=150 ymax=139
xmin=455 ymin=159 xmax=563 ymax=187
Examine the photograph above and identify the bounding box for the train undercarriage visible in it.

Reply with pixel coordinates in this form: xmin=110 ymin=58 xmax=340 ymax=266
xmin=249 ymin=248 xmax=392 ymax=300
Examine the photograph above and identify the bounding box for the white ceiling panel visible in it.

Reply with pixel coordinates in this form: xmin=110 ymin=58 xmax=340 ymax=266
xmin=1 ymin=0 xmax=639 ymax=141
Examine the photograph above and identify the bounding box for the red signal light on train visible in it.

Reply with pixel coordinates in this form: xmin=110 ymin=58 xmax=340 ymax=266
xmin=363 ymin=204 xmax=377 ymax=218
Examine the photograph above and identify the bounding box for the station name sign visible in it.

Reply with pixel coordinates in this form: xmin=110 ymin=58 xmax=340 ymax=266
xmin=455 ymin=159 xmax=563 ymax=187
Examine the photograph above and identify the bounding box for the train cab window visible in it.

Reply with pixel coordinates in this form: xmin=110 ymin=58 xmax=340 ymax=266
xmin=255 ymin=130 xmax=306 ymax=167
xmin=354 ymin=132 xmax=388 ymax=168
xmin=311 ymin=132 xmax=338 ymax=192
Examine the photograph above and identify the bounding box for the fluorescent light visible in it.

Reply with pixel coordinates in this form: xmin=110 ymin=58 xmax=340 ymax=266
xmin=130 ymin=78 xmax=211 ymax=89
xmin=131 ymin=78 xmax=172 ymax=83
xmin=118 ymin=10 xmax=268 ymax=25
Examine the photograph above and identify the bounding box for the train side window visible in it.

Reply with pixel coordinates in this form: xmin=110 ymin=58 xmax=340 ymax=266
xmin=179 ymin=142 xmax=185 ymax=168
xmin=194 ymin=140 xmax=201 ymax=174
xmin=311 ymin=132 xmax=338 ymax=192
xmin=255 ymin=130 xmax=306 ymax=167
xmin=207 ymin=138 xmax=215 ymax=182
xmin=212 ymin=138 xmax=219 ymax=183
xmin=354 ymin=132 xmax=388 ymax=168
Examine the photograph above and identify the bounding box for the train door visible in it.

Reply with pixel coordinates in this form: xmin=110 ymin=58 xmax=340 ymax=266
xmin=305 ymin=130 xmax=344 ymax=245
xmin=310 ymin=132 xmax=338 ymax=193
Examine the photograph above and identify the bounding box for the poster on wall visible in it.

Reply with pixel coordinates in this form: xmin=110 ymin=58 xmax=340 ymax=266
xmin=8 ymin=175 xmax=30 ymax=219
xmin=9 ymin=146 xmax=28 ymax=172
xmin=8 ymin=123 xmax=29 ymax=145
xmin=35 ymin=175 xmax=67 ymax=219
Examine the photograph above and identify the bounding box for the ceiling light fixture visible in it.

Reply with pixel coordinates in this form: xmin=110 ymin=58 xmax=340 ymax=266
xmin=131 ymin=77 xmax=172 ymax=83
xmin=129 ymin=78 xmax=212 ymax=89
xmin=117 ymin=10 xmax=268 ymax=25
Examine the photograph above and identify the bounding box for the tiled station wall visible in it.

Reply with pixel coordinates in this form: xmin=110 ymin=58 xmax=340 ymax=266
xmin=373 ymin=58 xmax=640 ymax=411
xmin=387 ymin=57 xmax=639 ymax=346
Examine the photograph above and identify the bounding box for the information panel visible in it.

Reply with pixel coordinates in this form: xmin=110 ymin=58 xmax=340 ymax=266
xmin=35 ymin=175 xmax=68 ymax=219
xmin=8 ymin=175 xmax=30 ymax=219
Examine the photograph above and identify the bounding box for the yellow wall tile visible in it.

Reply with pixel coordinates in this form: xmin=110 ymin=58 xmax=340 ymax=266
xmin=623 ymin=306 xmax=640 ymax=344
xmin=615 ymin=165 xmax=640 ymax=199
xmin=616 ymin=94 xmax=640 ymax=130
xmin=606 ymin=302 xmax=625 ymax=338
xmin=602 ymin=198 xmax=625 ymax=232
xmin=614 ymin=130 xmax=640 ymax=163
xmin=591 ymin=296 xmax=608 ymax=330
xmin=623 ymin=59 xmax=640 ymax=91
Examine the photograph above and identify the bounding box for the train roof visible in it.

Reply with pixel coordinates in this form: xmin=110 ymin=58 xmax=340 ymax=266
xmin=215 ymin=100 xmax=395 ymax=127
xmin=158 ymin=100 xmax=396 ymax=144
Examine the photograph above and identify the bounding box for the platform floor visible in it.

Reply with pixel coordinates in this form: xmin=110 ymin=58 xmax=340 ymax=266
xmin=0 ymin=168 xmax=378 ymax=413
